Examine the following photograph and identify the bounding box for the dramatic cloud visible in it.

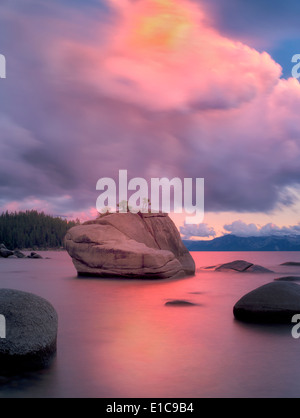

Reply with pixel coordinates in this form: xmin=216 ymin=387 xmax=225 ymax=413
xmin=198 ymin=0 xmax=300 ymax=78
xmin=199 ymin=0 xmax=300 ymax=47
xmin=180 ymin=222 xmax=216 ymax=239
xmin=55 ymin=0 xmax=281 ymax=112
xmin=1 ymin=0 xmax=300 ymax=220
xmin=224 ymin=220 xmax=300 ymax=237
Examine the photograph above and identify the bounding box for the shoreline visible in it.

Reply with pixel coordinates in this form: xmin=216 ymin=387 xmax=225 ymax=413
xmin=17 ymin=248 xmax=67 ymax=252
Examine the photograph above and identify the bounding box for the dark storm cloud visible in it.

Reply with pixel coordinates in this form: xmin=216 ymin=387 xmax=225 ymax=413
xmin=199 ymin=0 xmax=300 ymax=44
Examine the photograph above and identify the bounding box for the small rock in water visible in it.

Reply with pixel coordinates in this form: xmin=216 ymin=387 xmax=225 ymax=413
xmin=0 ymin=248 xmax=14 ymax=258
xmin=280 ymin=262 xmax=300 ymax=267
xmin=165 ymin=300 xmax=196 ymax=306
xmin=274 ymin=276 xmax=300 ymax=282
xmin=188 ymin=291 xmax=204 ymax=295
xmin=246 ymin=264 xmax=273 ymax=273
xmin=216 ymin=260 xmax=252 ymax=272
xmin=27 ymin=252 xmax=43 ymax=259
xmin=212 ymin=260 xmax=273 ymax=273
xmin=14 ymin=250 xmax=26 ymax=259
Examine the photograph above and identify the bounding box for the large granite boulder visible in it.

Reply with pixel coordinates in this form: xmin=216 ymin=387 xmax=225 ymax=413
xmin=233 ymin=282 xmax=300 ymax=323
xmin=0 ymin=289 xmax=58 ymax=373
xmin=65 ymin=212 xmax=195 ymax=279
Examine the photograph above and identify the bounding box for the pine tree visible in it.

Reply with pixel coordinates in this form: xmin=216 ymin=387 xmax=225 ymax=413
xmin=0 ymin=211 xmax=80 ymax=250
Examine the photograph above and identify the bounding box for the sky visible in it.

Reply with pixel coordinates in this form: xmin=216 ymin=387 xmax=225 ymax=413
xmin=1 ymin=0 xmax=300 ymax=238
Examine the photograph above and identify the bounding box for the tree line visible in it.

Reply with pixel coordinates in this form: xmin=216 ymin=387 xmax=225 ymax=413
xmin=0 ymin=210 xmax=80 ymax=249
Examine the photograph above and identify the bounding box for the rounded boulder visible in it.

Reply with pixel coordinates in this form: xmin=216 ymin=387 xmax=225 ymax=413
xmin=233 ymin=282 xmax=300 ymax=324
xmin=0 ymin=289 xmax=58 ymax=374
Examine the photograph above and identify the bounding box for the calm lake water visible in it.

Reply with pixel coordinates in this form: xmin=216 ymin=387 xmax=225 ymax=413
xmin=1 ymin=251 xmax=300 ymax=398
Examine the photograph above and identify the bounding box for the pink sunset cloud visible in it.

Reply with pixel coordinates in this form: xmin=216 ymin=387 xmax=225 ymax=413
xmin=1 ymin=0 xmax=300 ymax=222
xmin=54 ymin=0 xmax=283 ymax=112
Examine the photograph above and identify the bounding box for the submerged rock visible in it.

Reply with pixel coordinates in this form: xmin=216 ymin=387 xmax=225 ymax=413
xmin=280 ymin=262 xmax=300 ymax=267
xmin=274 ymin=276 xmax=300 ymax=282
xmin=0 ymin=289 xmax=58 ymax=374
xmin=65 ymin=212 xmax=195 ymax=279
xmin=208 ymin=260 xmax=273 ymax=273
xmin=246 ymin=264 xmax=273 ymax=273
xmin=233 ymin=282 xmax=300 ymax=323
xmin=165 ymin=300 xmax=196 ymax=306
xmin=27 ymin=252 xmax=43 ymax=259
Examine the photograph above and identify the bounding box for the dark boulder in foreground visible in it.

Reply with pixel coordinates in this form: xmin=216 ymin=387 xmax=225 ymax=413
xmin=207 ymin=260 xmax=273 ymax=273
xmin=233 ymin=282 xmax=300 ymax=323
xmin=165 ymin=300 xmax=196 ymax=306
xmin=274 ymin=276 xmax=300 ymax=282
xmin=0 ymin=289 xmax=58 ymax=374
xmin=65 ymin=212 xmax=195 ymax=279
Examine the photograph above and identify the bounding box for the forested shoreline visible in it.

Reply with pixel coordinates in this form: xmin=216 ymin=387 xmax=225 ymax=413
xmin=0 ymin=211 xmax=80 ymax=250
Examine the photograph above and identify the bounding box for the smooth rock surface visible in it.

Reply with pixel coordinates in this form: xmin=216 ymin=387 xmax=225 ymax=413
xmin=233 ymin=282 xmax=300 ymax=323
xmin=65 ymin=212 xmax=195 ymax=279
xmin=209 ymin=260 xmax=273 ymax=273
xmin=165 ymin=300 xmax=196 ymax=306
xmin=0 ymin=248 xmax=14 ymax=258
xmin=274 ymin=276 xmax=300 ymax=282
xmin=0 ymin=289 xmax=58 ymax=373
xmin=14 ymin=250 xmax=26 ymax=259
xmin=281 ymin=262 xmax=300 ymax=266
xmin=27 ymin=252 xmax=43 ymax=259
xmin=0 ymin=246 xmax=40 ymax=260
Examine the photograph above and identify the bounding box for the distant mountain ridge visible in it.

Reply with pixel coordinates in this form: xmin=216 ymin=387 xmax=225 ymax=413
xmin=183 ymin=235 xmax=300 ymax=251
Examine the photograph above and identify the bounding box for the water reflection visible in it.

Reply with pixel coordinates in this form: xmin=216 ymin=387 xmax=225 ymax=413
xmin=1 ymin=251 xmax=300 ymax=397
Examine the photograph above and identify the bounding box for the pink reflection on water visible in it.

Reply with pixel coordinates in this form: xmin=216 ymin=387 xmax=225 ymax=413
xmin=2 ymin=251 xmax=300 ymax=397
